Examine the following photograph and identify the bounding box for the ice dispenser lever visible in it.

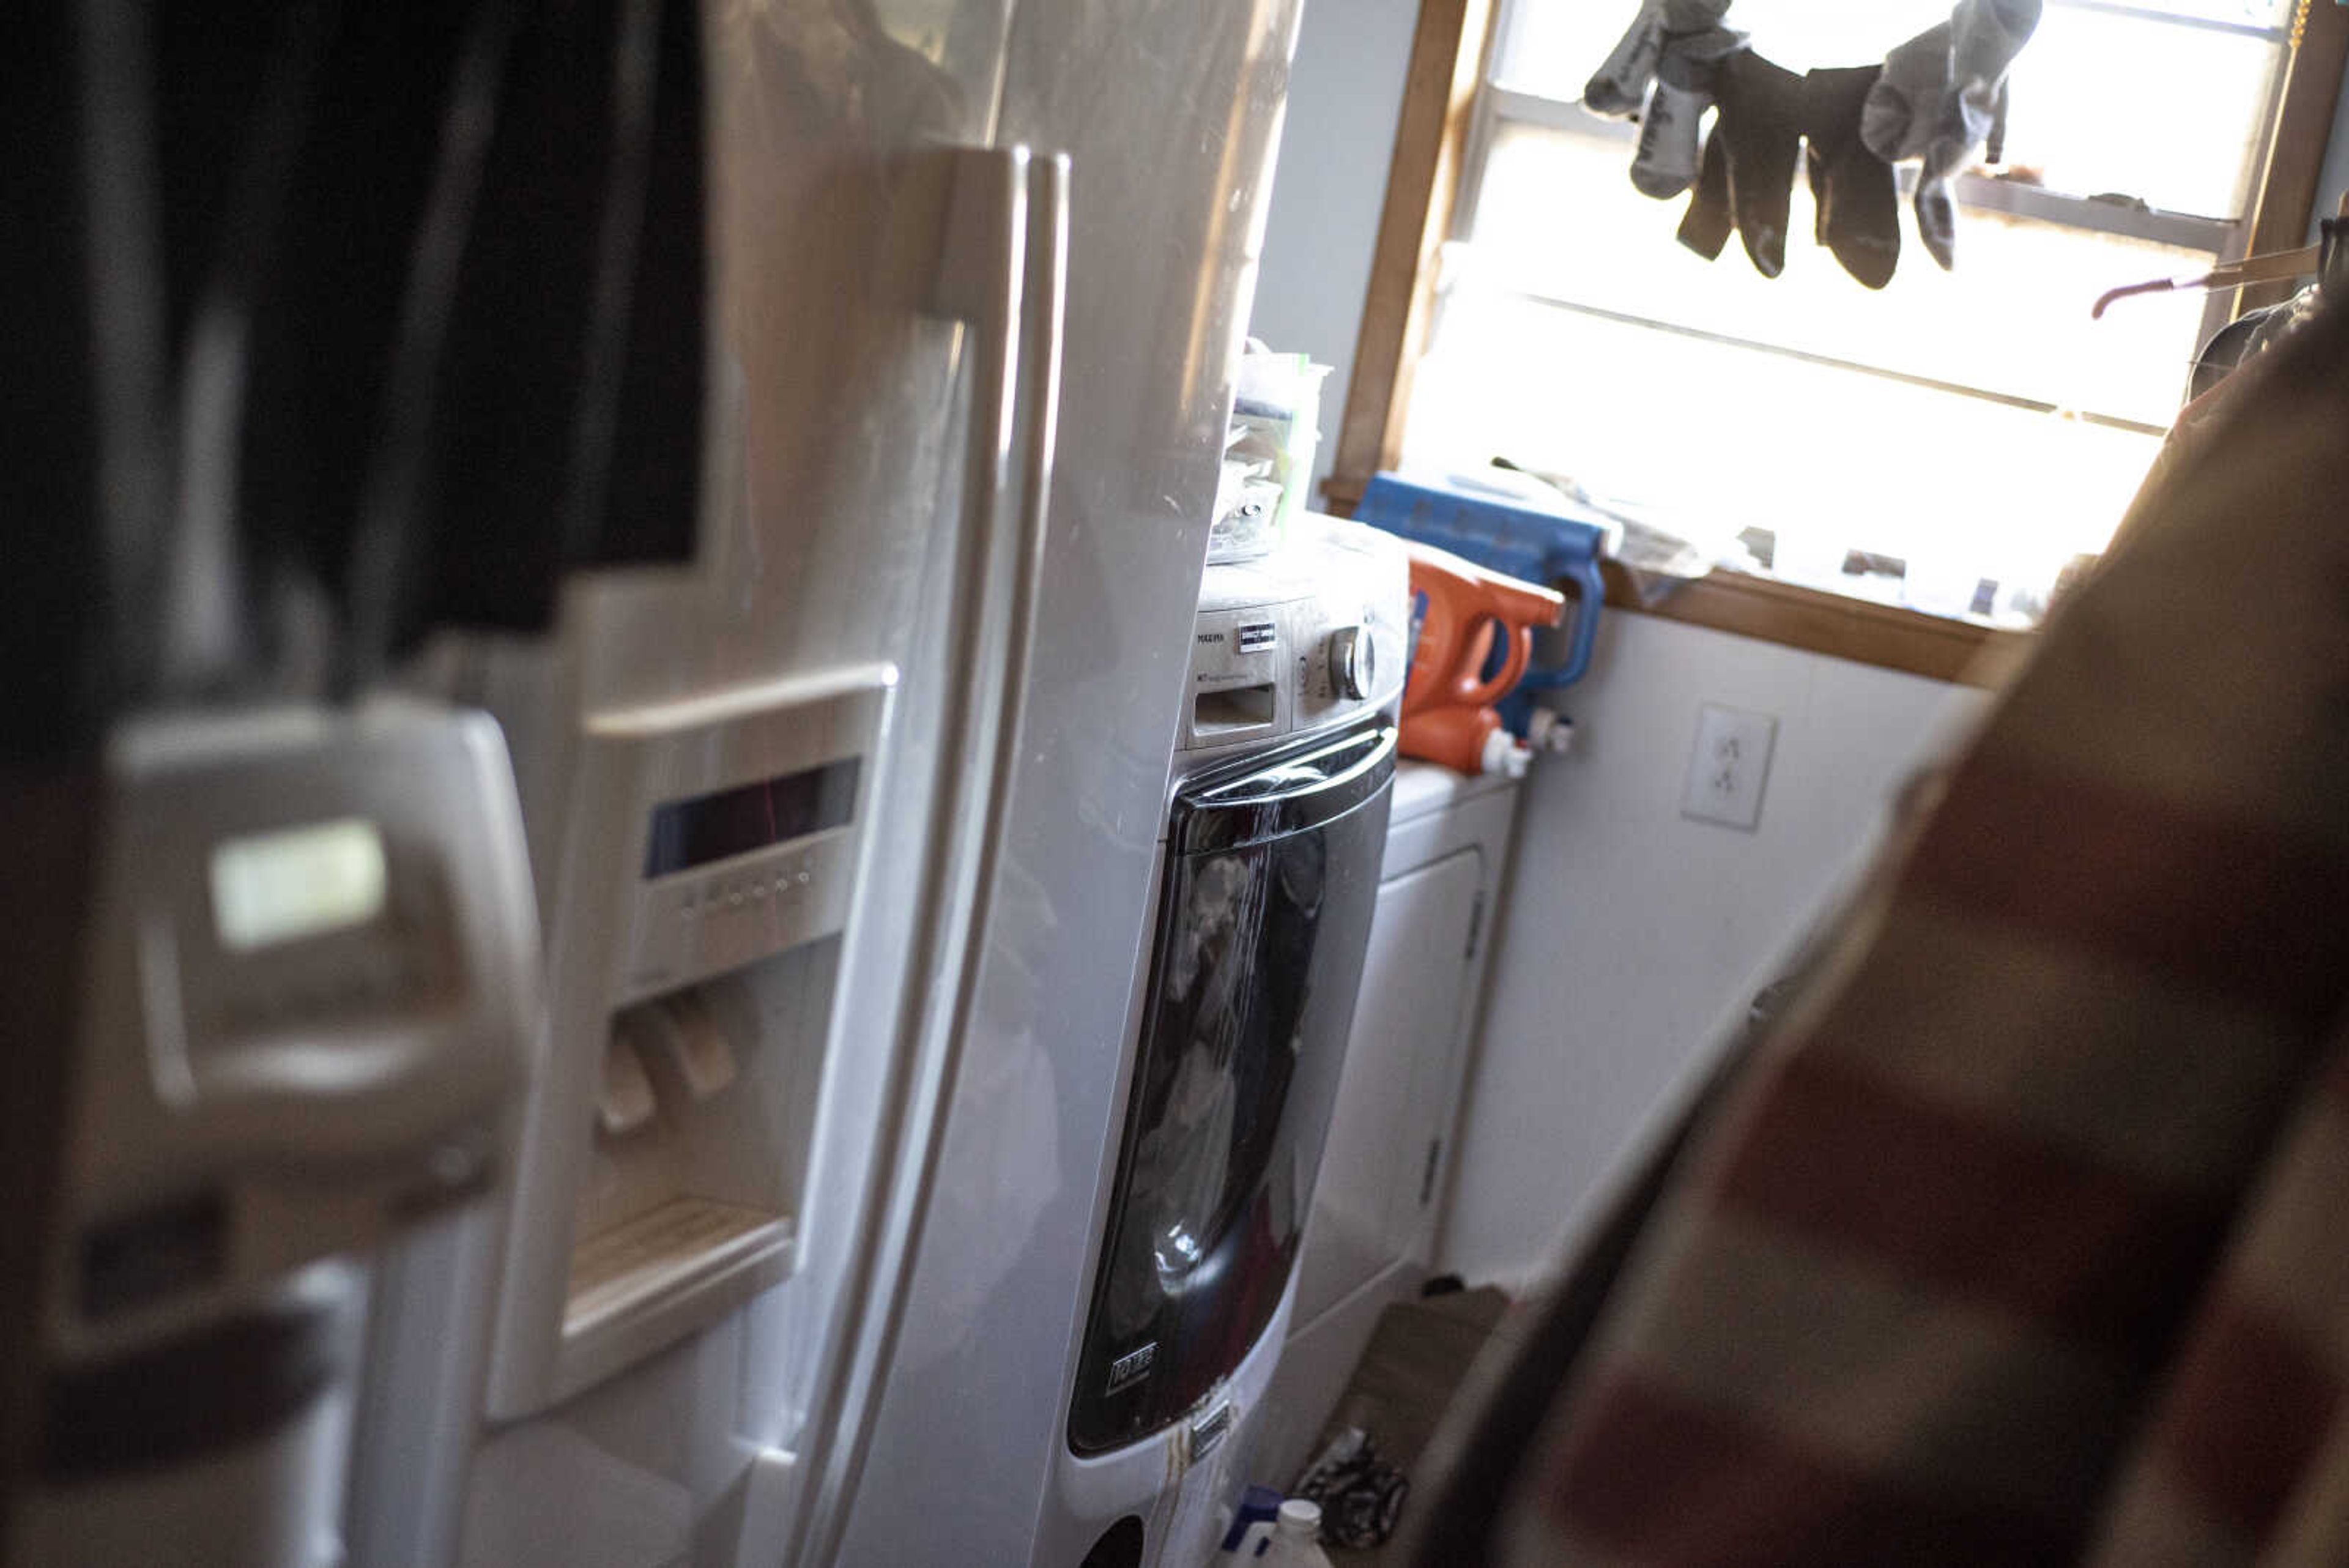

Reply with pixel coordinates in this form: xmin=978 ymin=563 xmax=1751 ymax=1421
xmin=643 ymin=989 xmax=738 ymax=1101
xmin=599 ymin=1021 xmax=659 ymax=1136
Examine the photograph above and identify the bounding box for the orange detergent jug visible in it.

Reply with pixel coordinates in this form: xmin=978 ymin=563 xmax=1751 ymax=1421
xmin=1400 ymin=541 xmax=1566 ymax=778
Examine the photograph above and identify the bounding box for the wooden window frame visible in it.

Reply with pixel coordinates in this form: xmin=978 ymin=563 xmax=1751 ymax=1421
xmin=1325 ymin=0 xmax=2349 ymax=686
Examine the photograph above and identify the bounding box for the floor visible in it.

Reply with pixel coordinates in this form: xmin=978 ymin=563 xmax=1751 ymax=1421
xmin=1304 ymin=1285 xmax=1516 ymax=1567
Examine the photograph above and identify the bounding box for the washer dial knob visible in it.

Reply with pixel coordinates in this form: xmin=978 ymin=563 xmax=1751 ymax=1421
xmin=1328 ymin=624 xmax=1373 ymax=700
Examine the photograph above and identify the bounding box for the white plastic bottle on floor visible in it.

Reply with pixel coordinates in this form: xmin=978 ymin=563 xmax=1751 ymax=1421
xmin=1257 ymin=1499 xmax=1333 ymax=1567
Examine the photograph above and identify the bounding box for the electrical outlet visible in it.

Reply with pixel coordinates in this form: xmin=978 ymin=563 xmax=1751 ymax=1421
xmin=1681 ymin=703 xmax=1776 ymax=831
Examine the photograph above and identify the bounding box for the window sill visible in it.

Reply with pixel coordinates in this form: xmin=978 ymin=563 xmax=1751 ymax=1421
xmin=1601 ymin=562 xmax=2027 ymax=688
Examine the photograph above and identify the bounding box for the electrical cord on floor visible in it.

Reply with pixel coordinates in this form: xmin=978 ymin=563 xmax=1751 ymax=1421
xmin=1296 ymin=1429 xmax=1409 ymax=1550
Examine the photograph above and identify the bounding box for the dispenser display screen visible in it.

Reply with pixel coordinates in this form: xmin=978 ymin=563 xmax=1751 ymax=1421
xmin=210 ymin=817 xmax=388 ymax=951
xmin=642 ymin=759 xmax=859 ymax=879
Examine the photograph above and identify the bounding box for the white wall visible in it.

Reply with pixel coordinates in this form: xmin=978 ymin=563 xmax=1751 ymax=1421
xmin=1249 ymin=0 xmax=1421 ymax=499
xmin=1435 ymin=613 xmax=1986 ymax=1288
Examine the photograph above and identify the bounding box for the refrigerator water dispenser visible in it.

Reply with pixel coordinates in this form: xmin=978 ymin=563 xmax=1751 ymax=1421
xmin=486 ymin=665 xmax=892 ymax=1416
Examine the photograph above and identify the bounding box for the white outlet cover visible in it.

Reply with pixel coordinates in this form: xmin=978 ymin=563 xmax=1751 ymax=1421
xmin=1682 ymin=703 xmax=1777 ymax=831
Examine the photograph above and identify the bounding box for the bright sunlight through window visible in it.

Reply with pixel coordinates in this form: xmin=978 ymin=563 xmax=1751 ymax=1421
xmin=1402 ymin=0 xmax=2295 ymax=622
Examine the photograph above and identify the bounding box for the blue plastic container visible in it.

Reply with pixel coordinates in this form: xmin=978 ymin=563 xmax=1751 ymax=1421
xmin=1220 ymin=1486 xmax=1285 ymax=1553
xmin=1354 ymin=472 xmax=1608 ymax=731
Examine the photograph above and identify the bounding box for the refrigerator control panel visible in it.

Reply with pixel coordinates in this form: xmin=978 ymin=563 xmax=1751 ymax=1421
xmin=590 ymin=669 xmax=893 ymax=1006
xmin=625 ymin=828 xmax=858 ymax=1004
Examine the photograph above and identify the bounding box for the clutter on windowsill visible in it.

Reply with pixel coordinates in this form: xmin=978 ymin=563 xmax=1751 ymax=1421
xmin=1468 ymin=457 xmax=2038 ymax=627
xmin=1336 ymin=462 xmax=2030 ymax=680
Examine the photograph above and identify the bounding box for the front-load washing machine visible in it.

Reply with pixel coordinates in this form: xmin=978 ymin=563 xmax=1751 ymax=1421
xmin=1039 ymin=516 xmax=1410 ymax=1567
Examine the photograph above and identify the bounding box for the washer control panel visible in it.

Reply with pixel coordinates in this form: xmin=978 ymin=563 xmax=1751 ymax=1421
xmin=1182 ymin=516 xmax=1408 ymax=754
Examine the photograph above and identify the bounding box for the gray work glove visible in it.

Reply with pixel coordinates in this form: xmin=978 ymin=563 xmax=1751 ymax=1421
xmin=1631 ymin=22 xmax=1748 ymax=199
xmin=1586 ymin=0 xmax=1734 ymax=117
xmin=1862 ymin=0 xmax=2041 ymax=269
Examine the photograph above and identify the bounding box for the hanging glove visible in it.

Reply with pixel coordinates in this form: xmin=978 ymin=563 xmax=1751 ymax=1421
xmin=1802 ymin=65 xmax=1900 ymax=289
xmin=1860 ymin=20 xmax=1948 ymax=164
xmin=1630 ymin=20 xmax=1748 ymax=199
xmin=1586 ymin=0 xmax=1733 ymax=117
xmin=1674 ymin=49 xmax=1803 ymax=278
xmin=1677 ymin=119 xmax=1734 ymax=260
xmin=1921 ymin=0 xmax=2037 ymax=266
xmin=1863 ymin=0 xmax=2042 ymax=269
xmin=1586 ymin=0 xmax=1665 ymax=117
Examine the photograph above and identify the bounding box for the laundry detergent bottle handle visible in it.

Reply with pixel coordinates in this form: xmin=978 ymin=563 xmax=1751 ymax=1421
xmin=1461 ymin=613 xmax=1532 ymax=710
xmin=1400 ymin=542 xmax=1565 ymax=713
xmin=1553 ymin=550 xmax=1606 ymax=690
xmin=1402 ymin=547 xmax=1559 ymax=716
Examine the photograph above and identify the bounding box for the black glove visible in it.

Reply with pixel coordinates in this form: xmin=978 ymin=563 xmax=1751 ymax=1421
xmin=1802 ymin=64 xmax=1899 ymax=289
xmin=1675 ymin=50 xmax=1803 ymax=278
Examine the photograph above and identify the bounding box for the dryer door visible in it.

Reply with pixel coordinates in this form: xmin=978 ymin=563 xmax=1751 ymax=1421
xmin=1071 ymin=723 xmax=1397 ymax=1455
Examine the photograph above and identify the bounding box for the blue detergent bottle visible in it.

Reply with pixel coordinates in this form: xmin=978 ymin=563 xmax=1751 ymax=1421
xmin=1354 ymin=469 xmax=1611 ymax=742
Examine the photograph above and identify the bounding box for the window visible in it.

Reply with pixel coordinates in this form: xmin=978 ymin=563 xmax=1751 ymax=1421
xmin=1397 ymin=0 xmax=2299 ymax=625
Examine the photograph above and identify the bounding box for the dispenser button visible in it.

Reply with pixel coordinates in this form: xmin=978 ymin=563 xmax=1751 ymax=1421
xmin=598 ymin=1024 xmax=659 ymax=1136
xmin=646 ymin=990 xmax=738 ymax=1101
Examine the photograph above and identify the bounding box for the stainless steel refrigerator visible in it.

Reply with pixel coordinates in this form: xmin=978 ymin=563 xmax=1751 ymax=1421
xmin=356 ymin=2 xmax=1308 ymax=1566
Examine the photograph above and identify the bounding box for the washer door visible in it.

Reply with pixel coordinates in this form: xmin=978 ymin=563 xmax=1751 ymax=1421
xmin=1071 ymin=723 xmax=1397 ymax=1455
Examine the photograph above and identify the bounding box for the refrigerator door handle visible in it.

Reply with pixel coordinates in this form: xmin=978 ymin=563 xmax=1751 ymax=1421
xmin=932 ymin=144 xmax=1033 ymax=549
xmin=917 ymin=141 xmax=1070 ymax=1121
xmin=1014 ymin=149 xmax=1069 ymax=641
xmin=919 ymin=138 xmax=1066 ymax=1047
xmin=918 ymin=138 xmax=1071 ymax=1284
xmin=787 ymin=145 xmax=1071 ymax=1568
xmin=931 ymin=143 xmax=1068 ymax=608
